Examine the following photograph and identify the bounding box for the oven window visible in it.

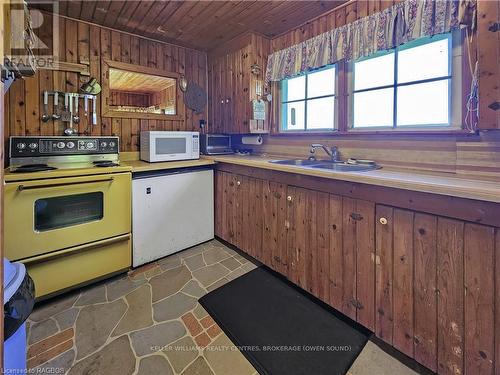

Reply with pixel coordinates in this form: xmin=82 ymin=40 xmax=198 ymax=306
xmin=208 ymin=137 xmax=230 ymax=148
xmin=34 ymin=192 xmax=104 ymax=232
xmin=155 ymin=138 xmax=186 ymax=154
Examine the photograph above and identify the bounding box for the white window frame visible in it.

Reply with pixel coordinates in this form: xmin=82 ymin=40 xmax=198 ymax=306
xmin=347 ymin=31 xmax=463 ymax=131
xmin=280 ymin=65 xmax=338 ymax=132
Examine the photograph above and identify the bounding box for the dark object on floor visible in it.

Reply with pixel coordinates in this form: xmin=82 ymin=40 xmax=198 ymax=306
xmin=200 ymin=267 xmax=369 ymax=375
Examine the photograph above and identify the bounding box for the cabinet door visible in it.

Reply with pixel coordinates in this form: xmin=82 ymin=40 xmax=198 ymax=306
xmin=214 ymin=170 xmax=224 ymax=238
xmin=286 ymin=186 xmax=306 ymax=287
xmin=215 ymin=171 xmax=234 ymax=243
xmin=332 ymin=198 xmax=375 ymax=325
xmin=375 ymin=205 xmax=497 ymax=375
xmin=286 ymin=187 xmax=331 ymax=296
xmin=262 ymin=180 xmax=287 ymax=271
xmin=245 ymin=176 xmax=264 ymax=261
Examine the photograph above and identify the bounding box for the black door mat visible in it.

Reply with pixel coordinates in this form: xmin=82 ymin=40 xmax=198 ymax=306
xmin=199 ymin=267 xmax=370 ymax=375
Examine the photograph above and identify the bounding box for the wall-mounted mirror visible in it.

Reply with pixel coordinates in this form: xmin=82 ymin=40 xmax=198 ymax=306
xmin=102 ymin=60 xmax=181 ymax=120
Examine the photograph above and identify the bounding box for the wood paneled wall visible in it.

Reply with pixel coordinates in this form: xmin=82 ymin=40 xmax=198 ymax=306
xmin=253 ymin=131 xmax=500 ymax=177
xmin=109 ymin=91 xmax=151 ymax=107
xmin=4 ymin=13 xmax=208 ymax=152
xmin=249 ymin=0 xmax=500 ymax=178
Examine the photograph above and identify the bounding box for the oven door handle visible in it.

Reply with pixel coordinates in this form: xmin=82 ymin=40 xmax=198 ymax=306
xmin=20 ymin=234 xmax=131 ymax=265
xmin=17 ymin=177 xmax=114 ymax=191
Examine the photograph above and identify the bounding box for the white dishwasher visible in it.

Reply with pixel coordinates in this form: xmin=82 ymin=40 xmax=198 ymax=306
xmin=132 ymin=167 xmax=214 ymax=267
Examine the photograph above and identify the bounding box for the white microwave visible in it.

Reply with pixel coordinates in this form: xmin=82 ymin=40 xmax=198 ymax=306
xmin=140 ymin=131 xmax=200 ymax=162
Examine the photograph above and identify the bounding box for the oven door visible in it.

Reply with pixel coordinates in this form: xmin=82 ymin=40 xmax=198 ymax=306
xmin=4 ymin=172 xmax=131 ymax=261
xmin=151 ymin=134 xmax=193 ymax=161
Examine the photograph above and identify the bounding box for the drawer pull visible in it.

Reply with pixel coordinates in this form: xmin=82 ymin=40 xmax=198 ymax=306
xmin=287 ymin=195 xmax=292 ymax=202
xmin=17 ymin=177 xmax=114 ymax=191
xmin=20 ymin=234 xmax=131 ymax=265
xmin=379 ymin=217 xmax=388 ymax=225
xmin=236 ymin=181 xmax=241 ymax=186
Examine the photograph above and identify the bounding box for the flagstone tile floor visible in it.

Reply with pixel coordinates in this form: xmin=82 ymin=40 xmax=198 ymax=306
xmin=26 ymin=239 xmax=418 ymax=375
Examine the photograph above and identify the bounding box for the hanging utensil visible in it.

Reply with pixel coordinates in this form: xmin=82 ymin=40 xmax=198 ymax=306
xmin=84 ymin=95 xmax=89 ymax=118
xmin=73 ymin=95 xmax=80 ymax=125
xmin=92 ymin=95 xmax=97 ymax=126
xmin=64 ymin=94 xmax=77 ymax=136
xmin=41 ymin=91 xmax=50 ymax=122
xmin=52 ymin=92 xmax=61 ymax=121
xmin=61 ymin=93 xmax=71 ymax=122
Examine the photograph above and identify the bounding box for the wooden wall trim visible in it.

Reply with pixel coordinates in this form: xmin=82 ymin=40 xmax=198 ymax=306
xmin=215 ymin=162 xmax=500 ymax=228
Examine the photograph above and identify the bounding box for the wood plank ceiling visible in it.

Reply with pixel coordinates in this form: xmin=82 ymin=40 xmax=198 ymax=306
xmin=30 ymin=1 xmax=346 ymax=51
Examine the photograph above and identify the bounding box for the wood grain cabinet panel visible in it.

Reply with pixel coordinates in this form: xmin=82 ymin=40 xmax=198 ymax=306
xmin=413 ymin=213 xmax=438 ymax=372
xmin=285 ymin=186 xmax=307 ymax=287
xmin=437 ymin=218 xmax=465 ymax=375
xmin=464 ymin=224 xmax=495 ymax=375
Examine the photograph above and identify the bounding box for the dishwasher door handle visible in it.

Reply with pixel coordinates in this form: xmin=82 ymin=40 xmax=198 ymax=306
xmin=17 ymin=177 xmax=114 ymax=191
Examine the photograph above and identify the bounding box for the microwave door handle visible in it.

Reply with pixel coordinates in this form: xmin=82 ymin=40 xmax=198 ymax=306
xmin=17 ymin=177 xmax=114 ymax=191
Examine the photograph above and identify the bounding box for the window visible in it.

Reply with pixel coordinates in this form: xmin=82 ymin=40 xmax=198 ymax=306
xmin=351 ymin=33 xmax=454 ymax=129
xmin=281 ymin=66 xmax=336 ymax=131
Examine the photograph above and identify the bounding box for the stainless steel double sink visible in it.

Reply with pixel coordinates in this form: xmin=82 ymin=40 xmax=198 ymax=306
xmin=269 ymin=159 xmax=380 ymax=172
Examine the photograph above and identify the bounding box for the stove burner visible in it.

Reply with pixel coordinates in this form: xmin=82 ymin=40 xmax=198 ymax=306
xmin=93 ymin=160 xmax=119 ymax=167
xmin=12 ymin=164 xmax=58 ymax=173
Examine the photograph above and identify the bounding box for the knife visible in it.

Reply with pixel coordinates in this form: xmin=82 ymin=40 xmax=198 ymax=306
xmin=92 ymin=95 xmax=97 ymax=126
xmin=84 ymin=95 xmax=89 ymax=117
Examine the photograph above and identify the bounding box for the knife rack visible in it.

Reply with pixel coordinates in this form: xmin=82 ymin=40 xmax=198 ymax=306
xmin=41 ymin=91 xmax=98 ymax=126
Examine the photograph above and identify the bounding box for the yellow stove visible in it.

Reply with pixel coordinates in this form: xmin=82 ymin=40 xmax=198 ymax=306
xmin=4 ymin=136 xmax=133 ymax=300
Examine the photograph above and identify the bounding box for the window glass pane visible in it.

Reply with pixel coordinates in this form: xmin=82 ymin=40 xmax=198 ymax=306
xmin=354 ymin=53 xmax=395 ymax=90
xmin=307 ymin=67 xmax=335 ymax=97
xmin=353 ymin=88 xmax=394 ymax=127
xmin=398 ymin=38 xmax=449 ymax=83
xmin=284 ymin=75 xmax=306 ymax=101
xmin=307 ymin=97 xmax=335 ymax=129
xmin=397 ymin=80 xmax=449 ymax=126
xmin=283 ymin=101 xmax=305 ymax=130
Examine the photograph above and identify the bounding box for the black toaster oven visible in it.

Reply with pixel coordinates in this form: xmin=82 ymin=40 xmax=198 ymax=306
xmin=200 ymin=134 xmax=233 ymax=155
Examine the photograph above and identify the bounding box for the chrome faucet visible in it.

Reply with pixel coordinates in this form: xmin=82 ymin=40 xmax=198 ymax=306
xmin=309 ymin=144 xmax=341 ymax=162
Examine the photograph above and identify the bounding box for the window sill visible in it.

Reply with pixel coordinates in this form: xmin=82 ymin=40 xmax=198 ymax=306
xmin=272 ymin=128 xmax=477 ymax=137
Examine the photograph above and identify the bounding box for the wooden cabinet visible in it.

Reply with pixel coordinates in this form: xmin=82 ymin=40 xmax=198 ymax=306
xmin=215 ymin=171 xmax=265 ymax=258
xmin=208 ymin=33 xmax=270 ymax=134
xmin=374 ymin=206 xmax=497 ymax=375
xmin=215 ymin=166 xmax=500 ymax=375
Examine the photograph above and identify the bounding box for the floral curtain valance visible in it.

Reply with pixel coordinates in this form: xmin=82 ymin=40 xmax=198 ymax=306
xmin=265 ymin=0 xmax=476 ymax=85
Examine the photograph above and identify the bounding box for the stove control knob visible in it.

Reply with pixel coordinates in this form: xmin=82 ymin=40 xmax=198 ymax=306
xmin=109 ymin=141 xmax=116 ymax=148
xmin=86 ymin=142 xmax=94 ymax=149
xmin=16 ymin=143 xmax=26 ymax=150
xmin=28 ymin=143 xmax=38 ymax=149
xmin=100 ymin=141 xmax=107 ymax=148
xmin=66 ymin=141 xmax=75 ymax=149
xmin=57 ymin=142 xmax=65 ymax=149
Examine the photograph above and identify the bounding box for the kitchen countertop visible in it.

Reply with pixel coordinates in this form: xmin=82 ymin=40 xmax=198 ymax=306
xmin=122 ymin=158 xmax=215 ymax=173
xmin=3 ymin=159 xmax=215 ymax=182
xmin=204 ymin=154 xmax=500 ymax=203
